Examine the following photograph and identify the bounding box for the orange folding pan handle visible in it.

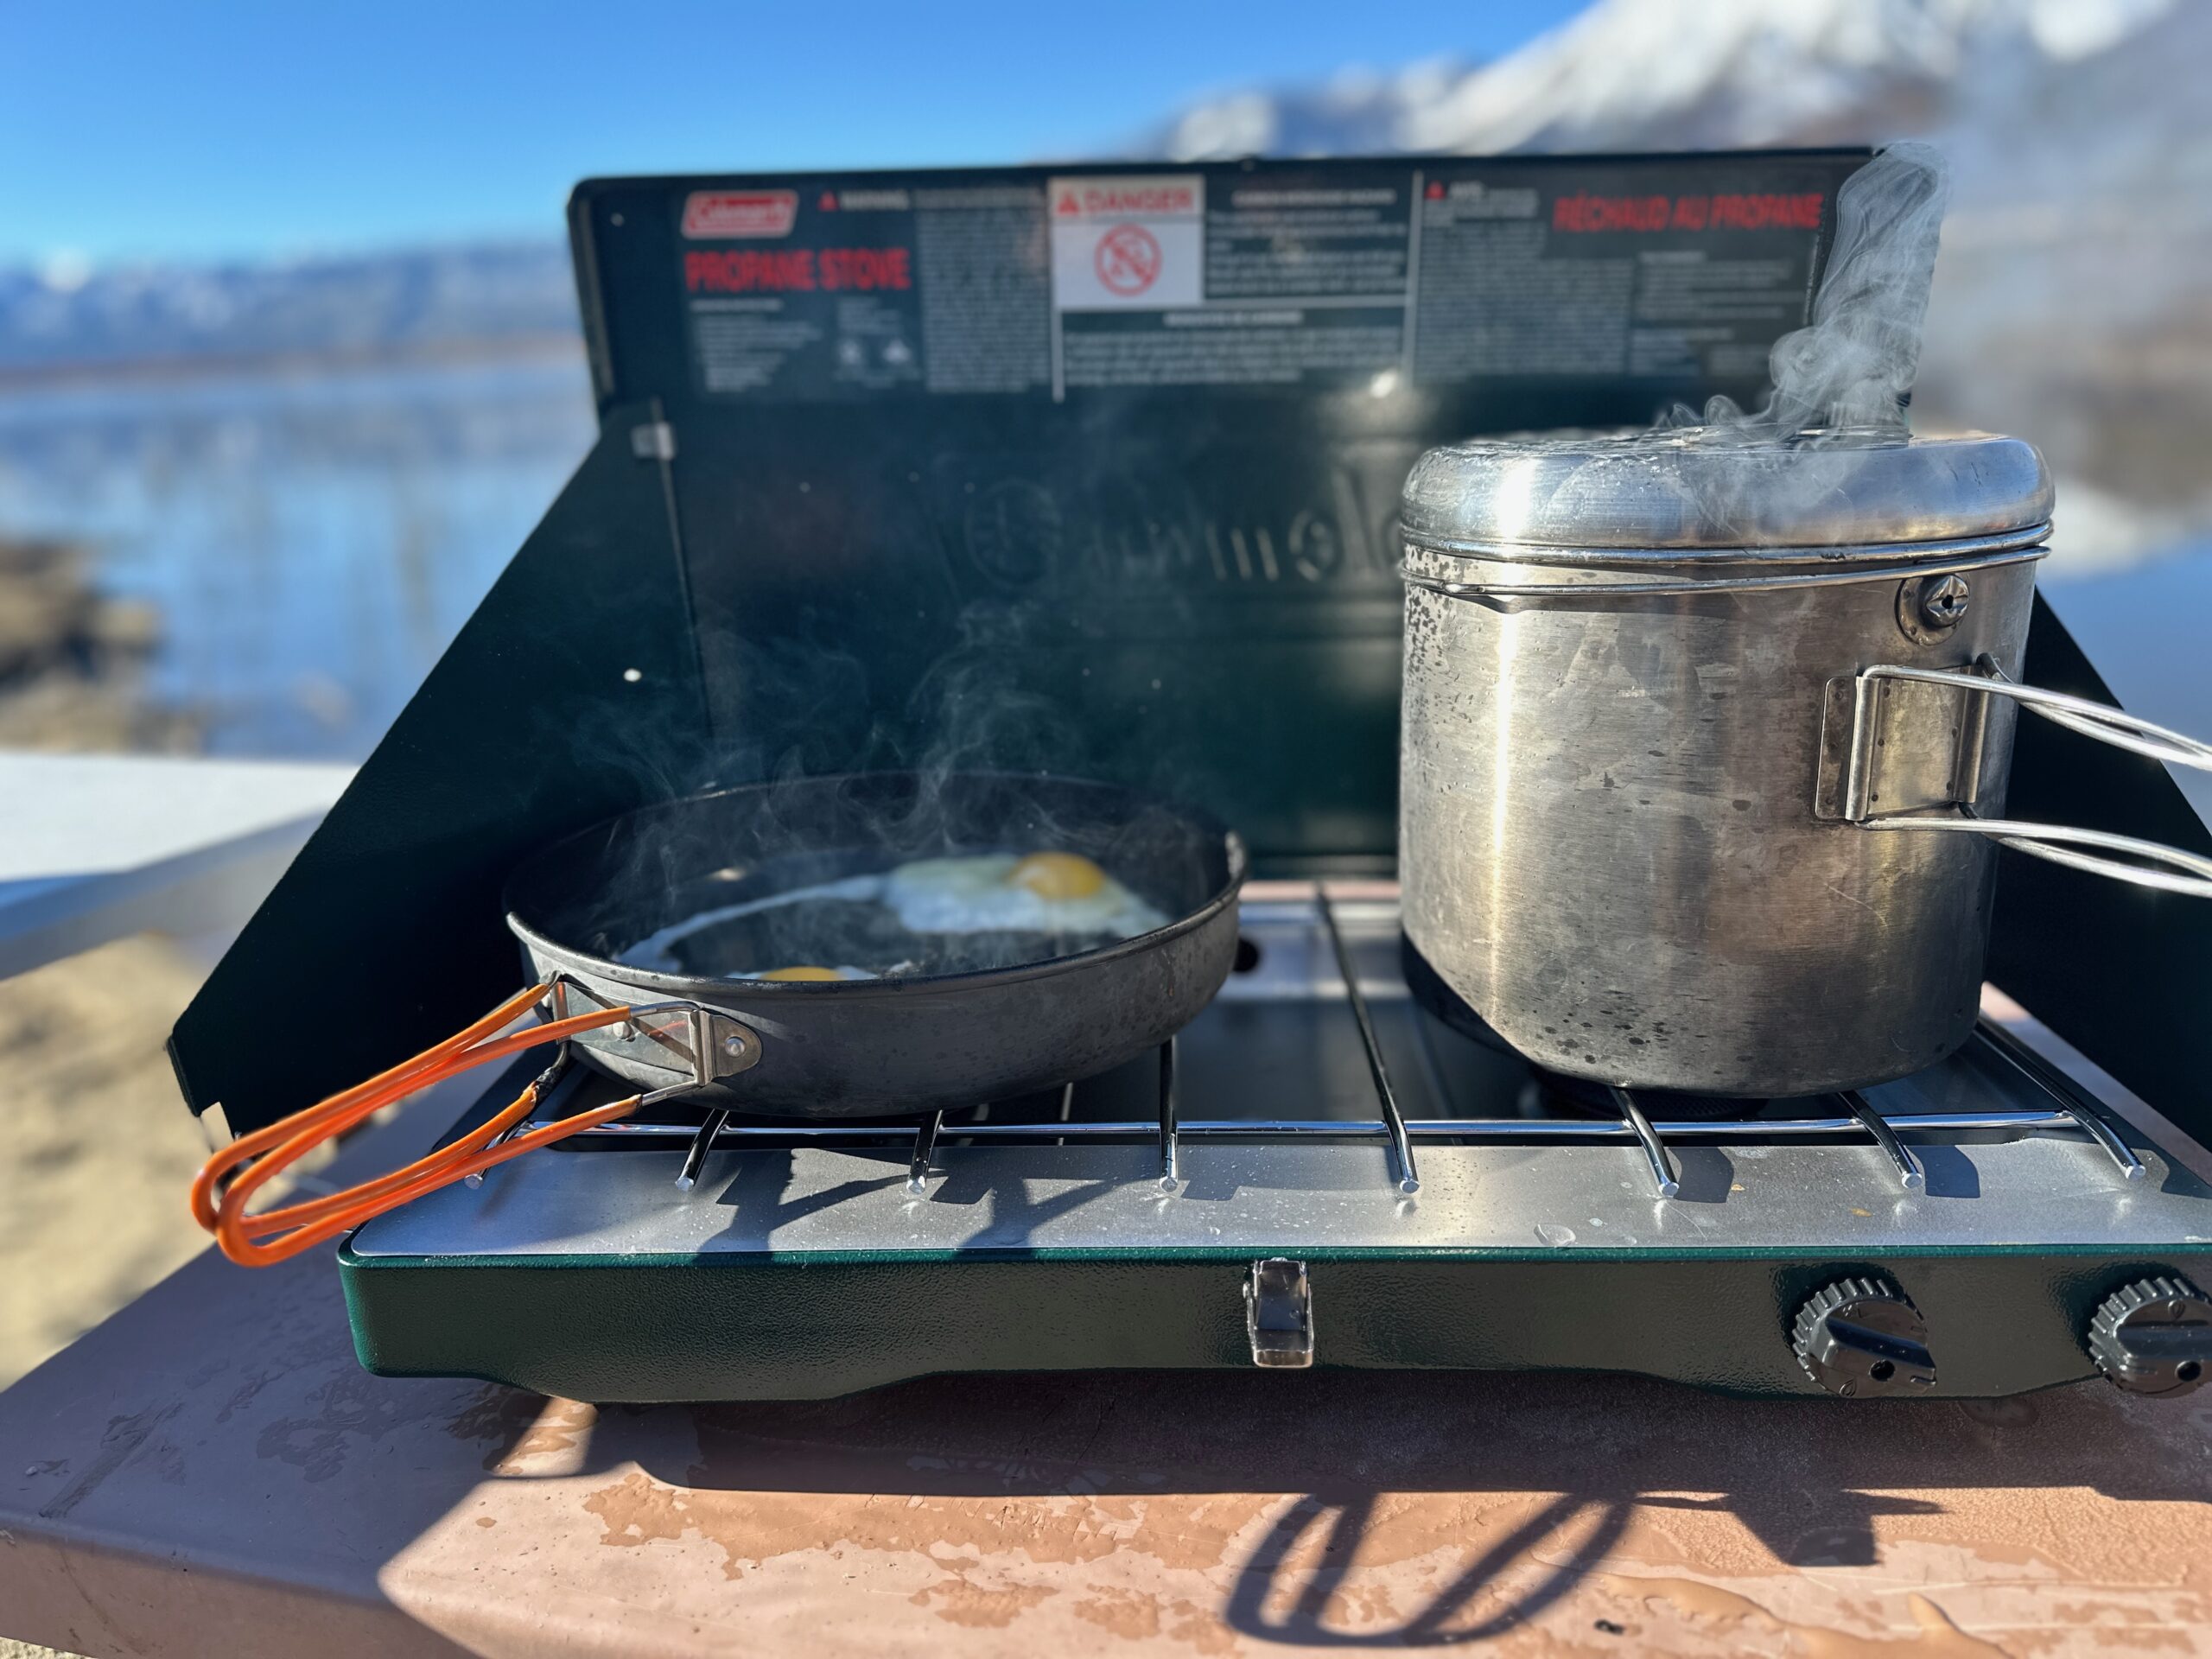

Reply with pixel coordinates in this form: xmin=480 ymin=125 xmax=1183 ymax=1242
xmin=188 ymin=983 xmax=640 ymax=1267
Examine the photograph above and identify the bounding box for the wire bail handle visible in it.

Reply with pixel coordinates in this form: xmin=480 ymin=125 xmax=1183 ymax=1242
xmin=1832 ymin=654 xmax=2212 ymax=899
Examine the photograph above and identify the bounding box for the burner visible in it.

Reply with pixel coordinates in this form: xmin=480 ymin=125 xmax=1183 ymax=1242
xmin=1526 ymin=1066 xmax=1768 ymax=1122
xmin=1400 ymin=932 xmax=1511 ymax=1052
xmin=1400 ymin=935 xmax=1788 ymax=1121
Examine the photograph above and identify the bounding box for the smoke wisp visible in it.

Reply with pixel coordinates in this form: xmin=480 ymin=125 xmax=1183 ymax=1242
xmin=1666 ymin=141 xmax=1952 ymax=443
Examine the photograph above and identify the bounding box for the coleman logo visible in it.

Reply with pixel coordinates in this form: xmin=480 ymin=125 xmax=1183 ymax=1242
xmin=681 ymin=190 xmax=799 ymax=239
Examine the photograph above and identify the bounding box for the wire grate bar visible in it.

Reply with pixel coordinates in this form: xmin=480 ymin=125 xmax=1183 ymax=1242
xmin=1608 ymin=1087 xmax=1680 ymax=1198
xmin=907 ymin=1110 xmax=943 ymax=1194
xmin=1839 ymin=1090 xmax=1925 ymax=1191
xmin=560 ymin=1106 xmax=2085 ymax=1148
xmin=1316 ymin=890 xmax=1421 ymax=1195
xmin=673 ymin=1107 xmax=729 ymax=1192
xmin=1157 ymin=1038 xmax=1179 ymax=1191
xmin=1971 ymin=1021 xmax=2145 ymax=1184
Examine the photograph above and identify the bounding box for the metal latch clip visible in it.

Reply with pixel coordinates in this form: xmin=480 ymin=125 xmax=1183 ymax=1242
xmin=1245 ymin=1258 xmax=1313 ymax=1369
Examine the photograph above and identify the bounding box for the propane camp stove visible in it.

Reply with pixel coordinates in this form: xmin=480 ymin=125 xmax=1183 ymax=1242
xmin=342 ymin=887 xmax=2212 ymax=1403
xmin=177 ymin=151 xmax=2212 ymax=1407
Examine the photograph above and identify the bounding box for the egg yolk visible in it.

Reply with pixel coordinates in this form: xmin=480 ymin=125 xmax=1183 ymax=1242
xmin=1007 ymin=851 xmax=1108 ymax=901
xmin=760 ymin=965 xmax=845 ymax=981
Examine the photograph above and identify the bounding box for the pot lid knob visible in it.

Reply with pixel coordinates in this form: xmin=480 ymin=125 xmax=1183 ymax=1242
xmin=1792 ymin=1277 xmax=1937 ymax=1398
xmin=2087 ymin=1276 xmax=2212 ymax=1398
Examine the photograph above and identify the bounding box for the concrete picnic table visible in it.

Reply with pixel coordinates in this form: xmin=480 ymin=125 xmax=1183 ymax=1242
xmin=3 ymin=1073 xmax=2209 ymax=1659
xmin=0 ymin=752 xmax=353 ymax=981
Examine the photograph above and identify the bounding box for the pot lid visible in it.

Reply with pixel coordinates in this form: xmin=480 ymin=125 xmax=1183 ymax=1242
xmin=1398 ymin=429 xmax=2052 ymax=559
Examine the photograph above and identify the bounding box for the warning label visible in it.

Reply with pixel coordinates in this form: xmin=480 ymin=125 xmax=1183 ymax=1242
xmin=679 ymin=184 xmax=1051 ymax=400
xmin=1046 ymin=169 xmax=1411 ymax=396
xmin=667 ymin=156 xmax=1850 ymax=405
xmin=1412 ymin=163 xmax=1834 ymax=384
xmin=1048 ymin=175 xmax=1205 ymax=310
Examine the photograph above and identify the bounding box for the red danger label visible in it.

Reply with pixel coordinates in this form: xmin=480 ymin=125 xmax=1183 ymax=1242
xmin=684 ymin=246 xmax=913 ymax=295
xmin=682 ymin=190 xmax=800 ymax=238
xmin=1054 ymin=181 xmax=1199 ymax=219
xmin=1093 ymin=224 xmax=1162 ymax=296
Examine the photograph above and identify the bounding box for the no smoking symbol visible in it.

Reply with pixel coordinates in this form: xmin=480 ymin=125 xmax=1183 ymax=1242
xmin=1095 ymin=223 xmax=1162 ymax=296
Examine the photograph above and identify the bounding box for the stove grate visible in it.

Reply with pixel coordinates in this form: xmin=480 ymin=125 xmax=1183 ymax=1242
xmin=519 ymin=893 xmax=2145 ymax=1204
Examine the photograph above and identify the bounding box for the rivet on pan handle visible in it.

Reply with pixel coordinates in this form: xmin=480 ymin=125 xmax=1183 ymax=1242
xmin=550 ymin=972 xmax=764 ymax=1096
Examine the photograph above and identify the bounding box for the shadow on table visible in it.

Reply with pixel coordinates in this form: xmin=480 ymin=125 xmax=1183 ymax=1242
xmin=457 ymin=1363 xmax=2177 ymax=1648
xmin=3 ymin=1227 xmax=2192 ymax=1656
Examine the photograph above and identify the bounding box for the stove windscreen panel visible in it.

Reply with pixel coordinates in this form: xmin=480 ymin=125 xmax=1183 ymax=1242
xmin=573 ymin=153 xmax=1870 ymax=868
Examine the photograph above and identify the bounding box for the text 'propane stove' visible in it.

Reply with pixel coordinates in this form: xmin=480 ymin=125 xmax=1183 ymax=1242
xmin=344 ymin=888 xmax=2212 ymax=1403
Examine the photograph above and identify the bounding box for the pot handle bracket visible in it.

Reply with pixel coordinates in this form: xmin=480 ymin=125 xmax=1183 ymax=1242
xmin=1815 ymin=655 xmax=2212 ymax=899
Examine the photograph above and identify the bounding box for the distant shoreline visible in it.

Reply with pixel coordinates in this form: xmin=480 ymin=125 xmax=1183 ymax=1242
xmin=0 ymin=330 xmax=585 ymax=395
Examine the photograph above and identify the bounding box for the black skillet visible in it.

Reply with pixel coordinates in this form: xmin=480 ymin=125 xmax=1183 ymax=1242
xmin=503 ymin=771 xmax=1247 ymax=1117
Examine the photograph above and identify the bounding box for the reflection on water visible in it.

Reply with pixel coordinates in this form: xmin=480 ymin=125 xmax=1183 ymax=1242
xmin=0 ymin=350 xmax=594 ymax=758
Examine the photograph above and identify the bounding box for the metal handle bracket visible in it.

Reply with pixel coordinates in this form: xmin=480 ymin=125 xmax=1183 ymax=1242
xmin=1814 ymin=658 xmax=2212 ymax=899
xmin=548 ymin=974 xmax=764 ymax=1096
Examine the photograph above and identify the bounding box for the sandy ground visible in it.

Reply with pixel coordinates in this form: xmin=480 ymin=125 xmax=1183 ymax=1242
xmin=2 ymin=539 xmax=213 ymax=1393
xmin=2 ymin=541 xmax=213 ymax=1657
xmin=0 ymin=940 xmax=208 ymax=1659
xmin=0 ymin=935 xmax=213 ymax=1393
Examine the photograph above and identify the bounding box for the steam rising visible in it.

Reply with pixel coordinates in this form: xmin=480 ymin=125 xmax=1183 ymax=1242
xmin=539 ymin=598 xmax=1212 ymax=979
xmin=1666 ymin=142 xmax=1952 ymax=442
xmin=1402 ymin=143 xmax=1968 ymax=550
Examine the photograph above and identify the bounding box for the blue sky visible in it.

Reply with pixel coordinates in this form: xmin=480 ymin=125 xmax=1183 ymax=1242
xmin=1 ymin=1 xmax=1583 ymax=268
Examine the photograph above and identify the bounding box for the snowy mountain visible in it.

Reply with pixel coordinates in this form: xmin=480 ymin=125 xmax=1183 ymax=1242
xmin=1151 ymin=0 xmax=2177 ymax=159
xmin=0 ymin=243 xmax=577 ymax=377
xmin=1149 ymin=0 xmax=2210 ymax=537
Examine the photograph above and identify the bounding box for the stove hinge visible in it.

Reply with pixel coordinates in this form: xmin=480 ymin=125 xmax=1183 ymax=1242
xmin=1245 ymin=1258 xmax=1314 ymax=1370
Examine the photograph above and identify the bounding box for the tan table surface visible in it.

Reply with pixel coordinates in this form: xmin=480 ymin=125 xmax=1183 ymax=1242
xmin=3 ymin=1210 xmax=2210 ymax=1659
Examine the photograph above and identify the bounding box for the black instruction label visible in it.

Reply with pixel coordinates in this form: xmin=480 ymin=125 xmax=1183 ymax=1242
xmin=674 ymin=157 xmax=1845 ymax=404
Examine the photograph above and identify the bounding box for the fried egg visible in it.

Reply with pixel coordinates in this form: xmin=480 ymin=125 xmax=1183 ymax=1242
xmin=619 ymin=851 xmax=1166 ymax=978
xmin=881 ymin=851 xmax=1166 ymax=937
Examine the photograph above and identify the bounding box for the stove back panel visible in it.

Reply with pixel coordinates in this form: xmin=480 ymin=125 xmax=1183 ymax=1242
xmin=571 ymin=154 xmax=1867 ymax=868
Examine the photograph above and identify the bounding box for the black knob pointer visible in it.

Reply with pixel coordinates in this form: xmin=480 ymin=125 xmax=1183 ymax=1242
xmin=1792 ymin=1277 xmax=1938 ymax=1398
xmin=2088 ymin=1276 xmax=2212 ymax=1398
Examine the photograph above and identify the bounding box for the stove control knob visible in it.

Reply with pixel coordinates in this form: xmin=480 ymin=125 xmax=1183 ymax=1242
xmin=2087 ymin=1276 xmax=2212 ymax=1397
xmin=1791 ymin=1277 xmax=1937 ymax=1398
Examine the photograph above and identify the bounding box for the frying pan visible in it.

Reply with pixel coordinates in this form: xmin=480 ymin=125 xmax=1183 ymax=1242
xmin=505 ymin=771 xmax=1248 ymax=1115
xmin=192 ymin=772 xmax=1245 ymax=1265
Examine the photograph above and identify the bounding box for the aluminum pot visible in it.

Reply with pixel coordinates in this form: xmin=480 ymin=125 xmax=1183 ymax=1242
xmin=1397 ymin=430 xmax=2212 ymax=1097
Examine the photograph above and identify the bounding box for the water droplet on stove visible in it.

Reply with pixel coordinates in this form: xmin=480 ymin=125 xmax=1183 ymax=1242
xmin=1535 ymin=1223 xmax=1576 ymax=1247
